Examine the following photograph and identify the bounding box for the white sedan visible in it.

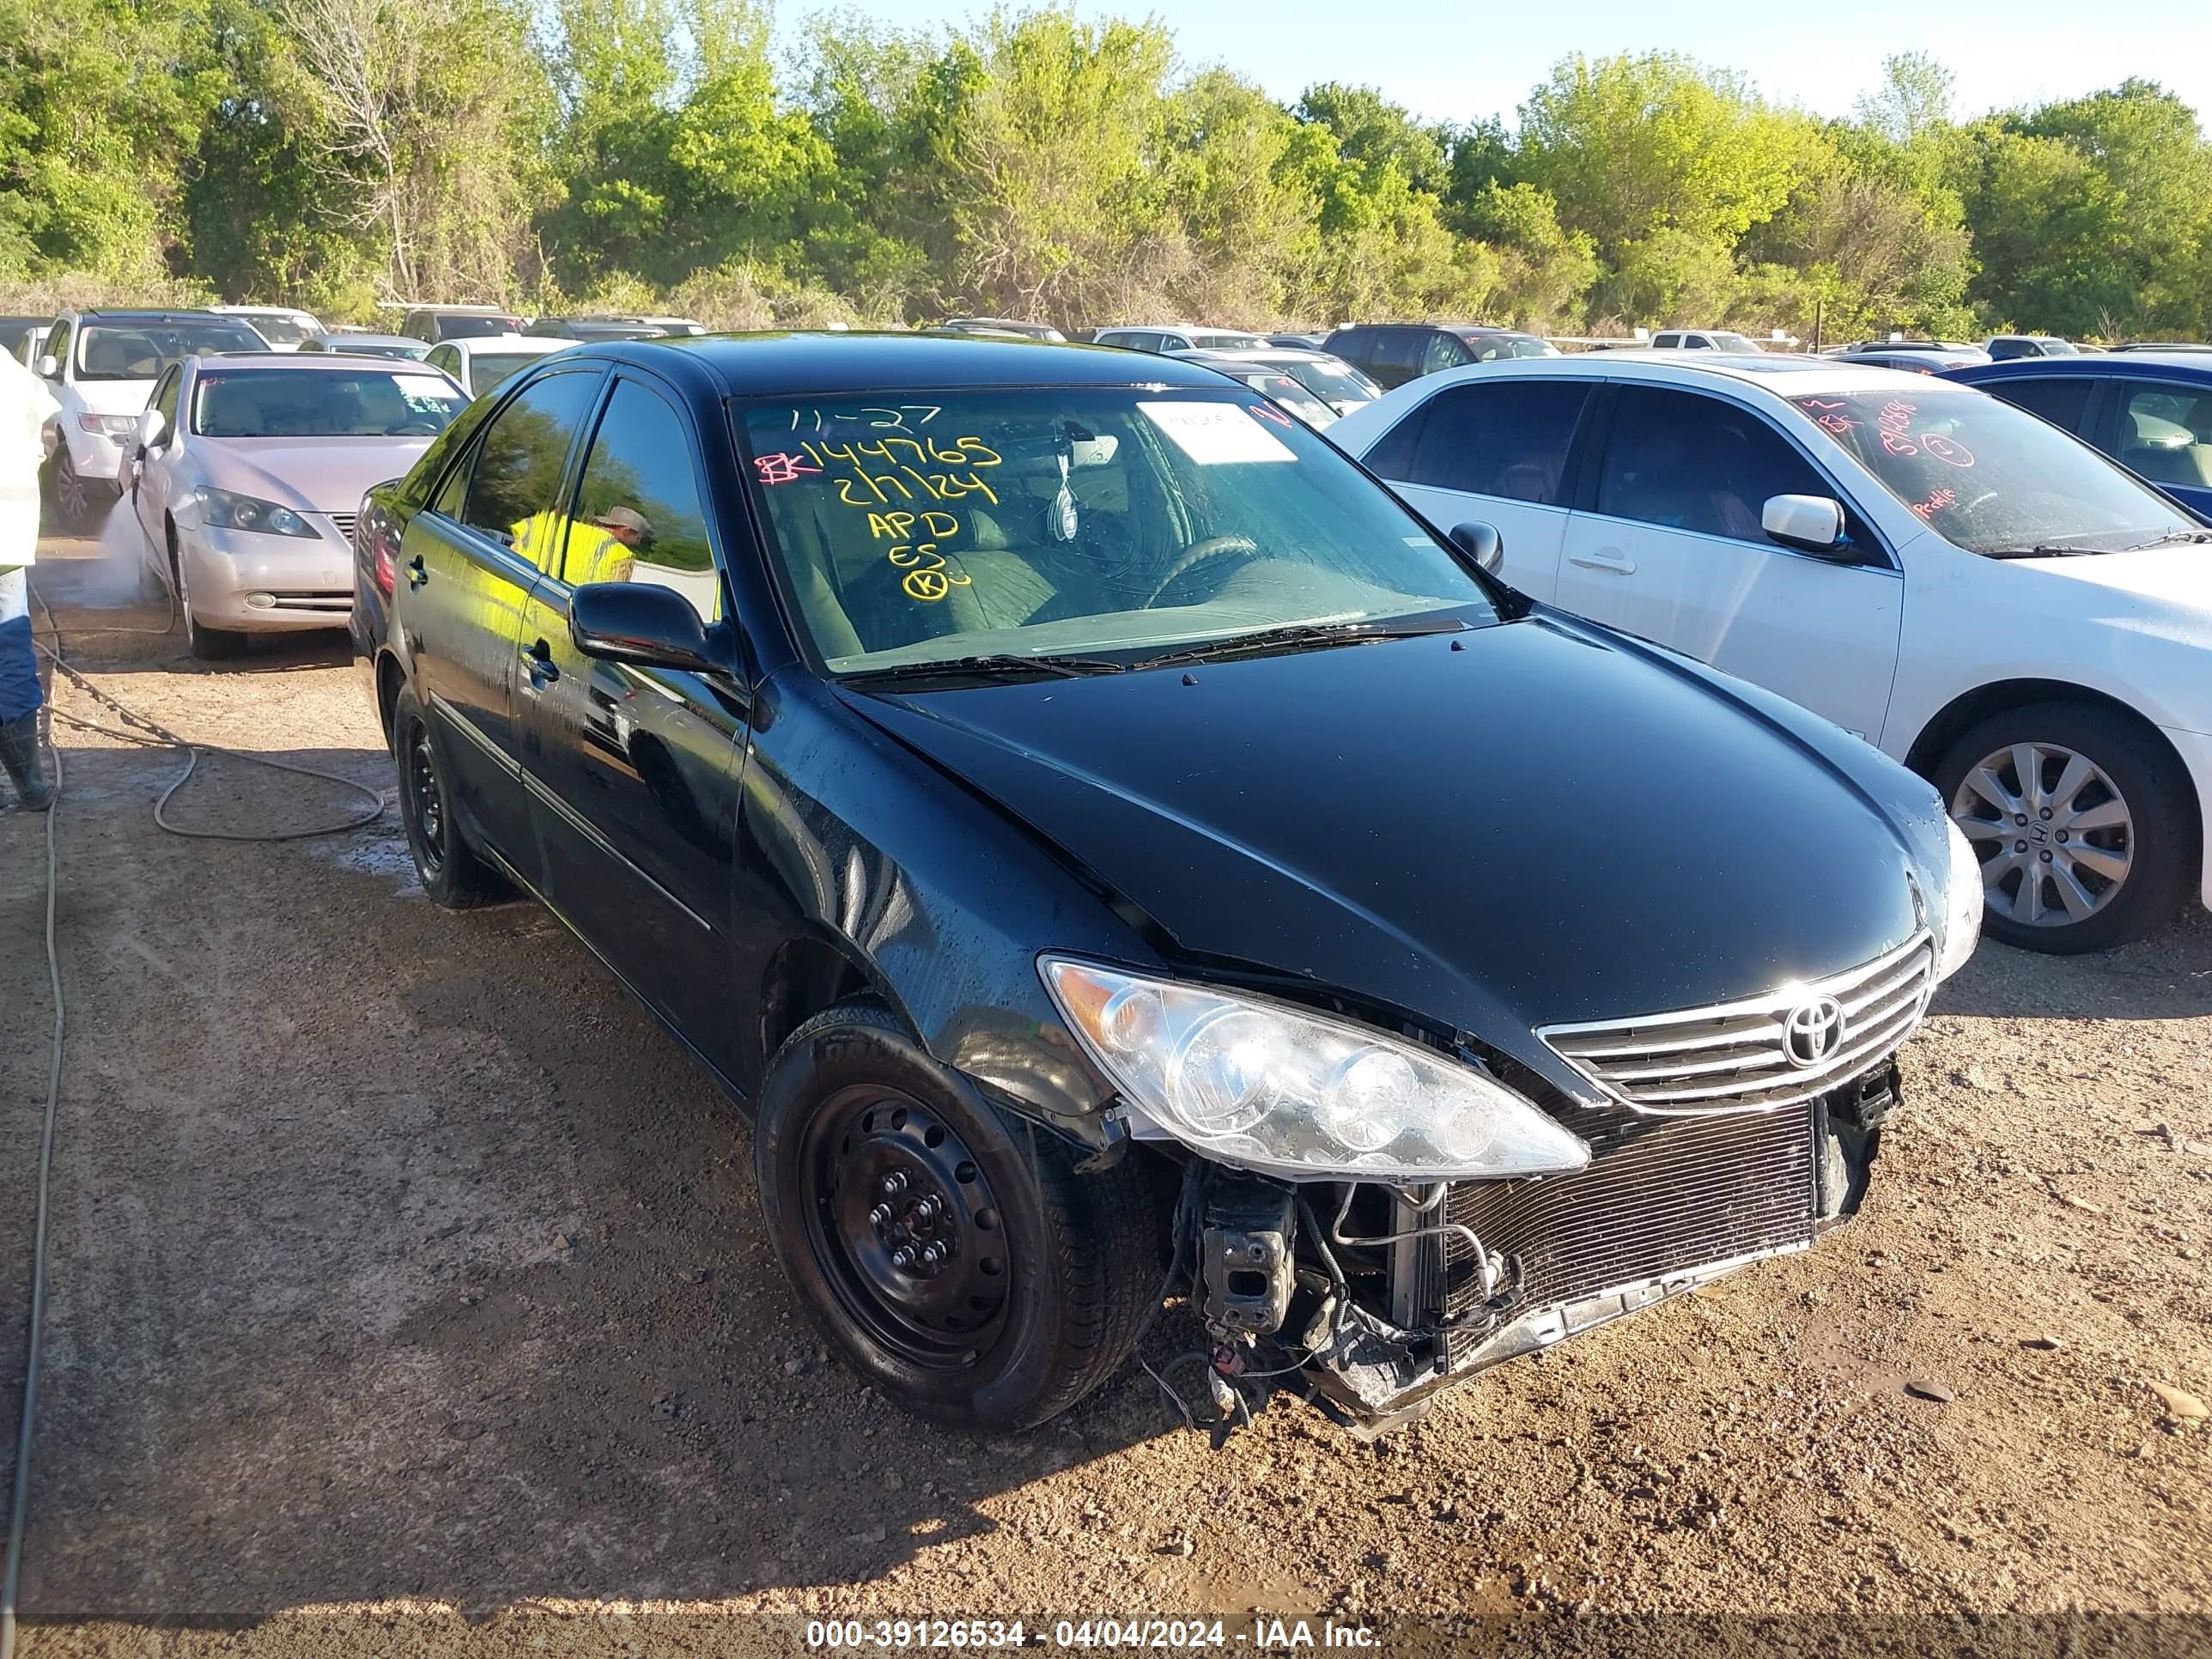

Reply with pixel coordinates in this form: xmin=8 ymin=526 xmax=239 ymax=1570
xmin=1331 ymin=352 xmax=2212 ymax=953
xmin=421 ymin=333 xmax=573 ymax=398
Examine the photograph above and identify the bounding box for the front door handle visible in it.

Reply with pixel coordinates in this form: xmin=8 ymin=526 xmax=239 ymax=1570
xmin=1569 ymin=549 xmax=1638 ymax=574
xmin=406 ymin=555 xmax=428 ymax=591
xmin=521 ymin=638 xmax=559 ymax=687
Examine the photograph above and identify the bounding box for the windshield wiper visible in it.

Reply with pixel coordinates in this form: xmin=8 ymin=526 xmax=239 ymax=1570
xmin=2120 ymin=530 xmax=2212 ymax=551
xmin=842 ymin=653 xmax=1128 ymax=685
xmin=1129 ymin=615 xmax=1474 ymax=672
xmin=1985 ymin=544 xmax=2100 ymax=559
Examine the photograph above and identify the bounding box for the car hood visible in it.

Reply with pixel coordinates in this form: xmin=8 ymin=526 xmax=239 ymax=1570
xmin=841 ymin=615 xmax=1941 ymax=1066
xmin=2008 ymin=544 xmax=2212 ymax=616
xmin=73 ymin=380 xmax=154 ymax=416
xmin=194 ymin=437 xmax=439 ymax=514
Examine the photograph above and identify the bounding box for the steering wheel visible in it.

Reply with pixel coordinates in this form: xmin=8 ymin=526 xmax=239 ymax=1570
xmin=1143 ymin=535 xmax=1261 ymax=609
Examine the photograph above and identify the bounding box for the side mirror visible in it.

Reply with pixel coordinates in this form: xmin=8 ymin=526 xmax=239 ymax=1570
xmin=1762 ymin=494 xmax=1848 ymax=556
xmin=571 ymin=580 xmax=725 ymax=675
xmin=1449 ymin=520 xmax=1504 ymax=574
xmin=137 ymin=409 xmax=167 ymax=451
xmin=34 ymin=353 xmax=58 ymax=380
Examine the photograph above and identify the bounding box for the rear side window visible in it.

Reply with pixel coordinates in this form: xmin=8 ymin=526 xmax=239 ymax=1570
xmin=1597 ymin=386 xmax=1830 ymax=544
xmin=1986 ymin=376 xmax=2094 ymax=434
xmin=1407 ymin=381 xmax=1589 ymax=504
xmin=1371 ymin=331 xmax=1425 ymax=375
xmin=1323 ymin=329 xmax=1370 ymax=368
xmin=454 ymin=371 xmax=602 ymax=554
xmin=2116 ymin=382 xmax=2212 ymax=490
xmin=1652 ymin=333 xmax=1681 ymax=349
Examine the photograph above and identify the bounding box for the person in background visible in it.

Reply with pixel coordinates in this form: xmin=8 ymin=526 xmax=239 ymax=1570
xmin=0 ymin=346 xmax=58 ymax=809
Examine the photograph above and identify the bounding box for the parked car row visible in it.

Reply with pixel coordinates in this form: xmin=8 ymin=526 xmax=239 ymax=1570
xmin=352 ymin=330 xmax=1987 ymax=1437
xmin=1328 ymin=349 xmax=2212 ymax=954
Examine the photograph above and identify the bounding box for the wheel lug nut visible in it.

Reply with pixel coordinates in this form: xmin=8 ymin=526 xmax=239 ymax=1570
xmin=891 ymin=1247 xmax=914 ymax=1267
xmin=2057 ymin=830 xmax=2069 ymax=842
xmin=2015 ymin=841 xmax=2027 ymax=853
xmin=2014 ymin=814 xmax=2028 ymax=826
xmin=881 ymin=1173 xmax=906 ymax=1197
xmin=2039 ymin=850 xmax=2053 ymax=862
xmin=2039 ymin=807 xmax=2052 ymax=819
xmin=869 ymin=1204 xmax=890 ymax=1226
xmin=921 ymin=1244 xmax=942 ymax=1265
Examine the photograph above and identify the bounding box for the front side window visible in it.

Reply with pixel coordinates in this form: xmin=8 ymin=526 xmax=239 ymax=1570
xmin=43 ymin=321 xmax=70 ymax=368
xmin=426 ymin=344 xmax=460 ymax=379
xmin=738 ymin=388 xmax=1497 ymax=671
xmin=456 ymin=371 xmax=602 ymax=553
xmin=1407 ymin=380 xmax=1589 ymax=504
xmin=2117 ymin=383 xmax=2212 ymax=490
xmin=556 ymin=380 xmax=720 ymax=620
xmin=1599 ymin=386 xmax=1829 ymax=543
xmin=1791 ymin=386 xmax=2202 ymax=555
xmin=76 ymin=323 xmax=264 ymax=380
xmin=439 ymin=314 xmax=513 ymax=341
xmin=1652 ymin=333 xmax=1681 ymax=349
xmin=190 ymin=368 xmax=465 ymax=438
xmin=1371 ymin=331 xmax=1425 ymax=375
xmin=151 ymin=366 xmax=183 ymax=429
xmin=1422 ymin=333 xmax=1470 ymax=373
xmin=1985 ymin=375 xmax=2094 ymax=434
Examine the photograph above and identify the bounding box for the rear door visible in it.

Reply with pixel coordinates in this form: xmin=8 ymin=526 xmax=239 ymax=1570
xmin=1370 ymin=377 xmax=1592 ymax=602
xmin=514 ymin=372 xmax=750 ymax=1073
xmin=398 ymin=366 xmax=605 ymax=874
xmin=1553 ymin=382 xmax=1904 ymax=741
xmin=1976 ymin=373 xmax=2099 ymax=440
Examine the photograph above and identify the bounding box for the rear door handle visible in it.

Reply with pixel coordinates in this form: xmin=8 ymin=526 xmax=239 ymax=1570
xmin=406 ymin=555 xmax=428 ymax=591
xmin=521 ymin=639 xmax=559 ymax=687
xmin=1569 ymin=550 xmax=1638 ymax=574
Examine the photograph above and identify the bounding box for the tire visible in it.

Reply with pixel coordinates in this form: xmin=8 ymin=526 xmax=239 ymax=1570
xmin=47 ymin=447 xmax=114 ymax=534
xmin=391 ymin=684 xmax=511 ymax=908
xmin=1935 ymin=701 xmax=2197 ymax=954
xmin=754 ymin=1004 xmax=1159 ymax=1431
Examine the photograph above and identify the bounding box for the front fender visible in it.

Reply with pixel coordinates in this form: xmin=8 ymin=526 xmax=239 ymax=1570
xmin=733 ymin=673 xmax=1159 ymax=1145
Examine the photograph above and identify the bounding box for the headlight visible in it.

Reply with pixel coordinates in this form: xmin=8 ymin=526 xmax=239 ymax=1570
xmin=190 ymin=487 xmax=320 ymax=538
xmin=1040 ymin=957 xmax=1589 ymax=1182
xmin=1936 ymin=817 xmax=1984 ymax=981
xmin=77 ymin=413 xmax=137 ymax=439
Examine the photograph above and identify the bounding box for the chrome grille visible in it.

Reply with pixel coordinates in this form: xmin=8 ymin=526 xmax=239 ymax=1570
xmin=266 ymin=591 xmax=353 ymax=613
xmin=1439 ymin=1099 xmax=1816 ymax=1322
xmin=325 ymin=512 xmax=359 ymax=542
xmin=1540 ymin=933 xmax=1933 ymax=1112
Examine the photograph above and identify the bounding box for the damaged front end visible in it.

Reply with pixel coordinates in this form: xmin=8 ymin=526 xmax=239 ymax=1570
xmin=1185 ymin=1064 xmax=1897 ymax=1432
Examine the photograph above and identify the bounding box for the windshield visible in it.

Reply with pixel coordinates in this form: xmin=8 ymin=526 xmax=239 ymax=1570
xmin=1233 ymin=370 xmax=1336 ymax=427
xmin=1791 ymin=388 xmax=2203 ymax=555
xmin=240 ymin=314 xmax=314 ymax=346
xmin=1268 ymin=356 xmax=1379 ymax=406
xmin=76 ymin=323 xmax=264 ymax=381
xmin=1483 ymin=335 xmax=1559 ymax=360
xmin=1188 ymin=331 xmax=1268 ymax=349
xmin=191 ymin=368 xmax=466 ymax=438
xmin=353 ymin=341 xmax=430 ymax=360
xmin=739 ymin=388 xmax=1496 ymax=672
xmin=469 ymin=353 xmax=547 ymax=396
xmin=1711 ymin=333 xmax=1764 ymax=353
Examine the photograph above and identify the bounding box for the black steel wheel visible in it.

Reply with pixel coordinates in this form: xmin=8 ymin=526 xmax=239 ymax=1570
xmin=799 ymin=1086 xmax=1012 ymax=1368
xmin=754 ymin=1002 xmax=1160 ymax=1431
xmin=390 ymin=684 xmax=511 ymax=908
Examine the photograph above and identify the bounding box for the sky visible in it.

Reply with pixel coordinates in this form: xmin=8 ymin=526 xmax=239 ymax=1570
xmin=799 ymin=0 xmax=2212 ymax=130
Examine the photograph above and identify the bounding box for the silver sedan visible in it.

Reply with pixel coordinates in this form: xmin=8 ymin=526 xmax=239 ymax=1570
xmin=130 ymin=352 xmax=467 ymax=657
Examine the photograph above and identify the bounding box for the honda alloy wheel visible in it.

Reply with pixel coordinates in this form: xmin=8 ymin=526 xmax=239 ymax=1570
xmin=1937 ymin=702 xmax=2197 ymax=954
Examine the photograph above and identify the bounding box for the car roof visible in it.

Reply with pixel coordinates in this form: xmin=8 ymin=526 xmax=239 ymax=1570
xmin=1954 ymin=351 xmax=2212 ymax=380
xmin=448 ymin=334 xmax=570 ymax=354
xmin=581 ymin=331 xmax=1234 ymax=396
xmin=319 ymin=332 xmax=419 ymax=347
xmin=1170 ymin=345 xmax=1331 ymax=363
xmin=1382 ymin=351 xmax=1957 ymax=398
xmin=75 ymin=309 xmax=241 ymax=324
xmin=185 ymin=349 xmax=434 ymax=372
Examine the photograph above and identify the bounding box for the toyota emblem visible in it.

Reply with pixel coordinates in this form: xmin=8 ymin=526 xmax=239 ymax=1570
xmin=1783 ymin=995 xmax=1846 ymax=1068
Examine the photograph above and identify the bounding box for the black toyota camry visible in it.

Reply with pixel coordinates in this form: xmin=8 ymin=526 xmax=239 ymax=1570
xmin=357 ymin=333 xmax=1983 ymax=1431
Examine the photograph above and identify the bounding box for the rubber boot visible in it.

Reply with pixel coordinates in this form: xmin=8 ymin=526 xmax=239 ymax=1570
xmin=0 ymin=713 xmax=53 ymax=811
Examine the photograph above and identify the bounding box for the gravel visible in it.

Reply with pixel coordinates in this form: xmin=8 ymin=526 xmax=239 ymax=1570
xmin=3 ymin=532 xmax=2210 ymax=1656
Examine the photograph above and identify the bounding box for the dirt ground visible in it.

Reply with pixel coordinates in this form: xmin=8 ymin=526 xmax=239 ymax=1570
xmin=3 ymin=521 xmax=2210 ymax=1658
